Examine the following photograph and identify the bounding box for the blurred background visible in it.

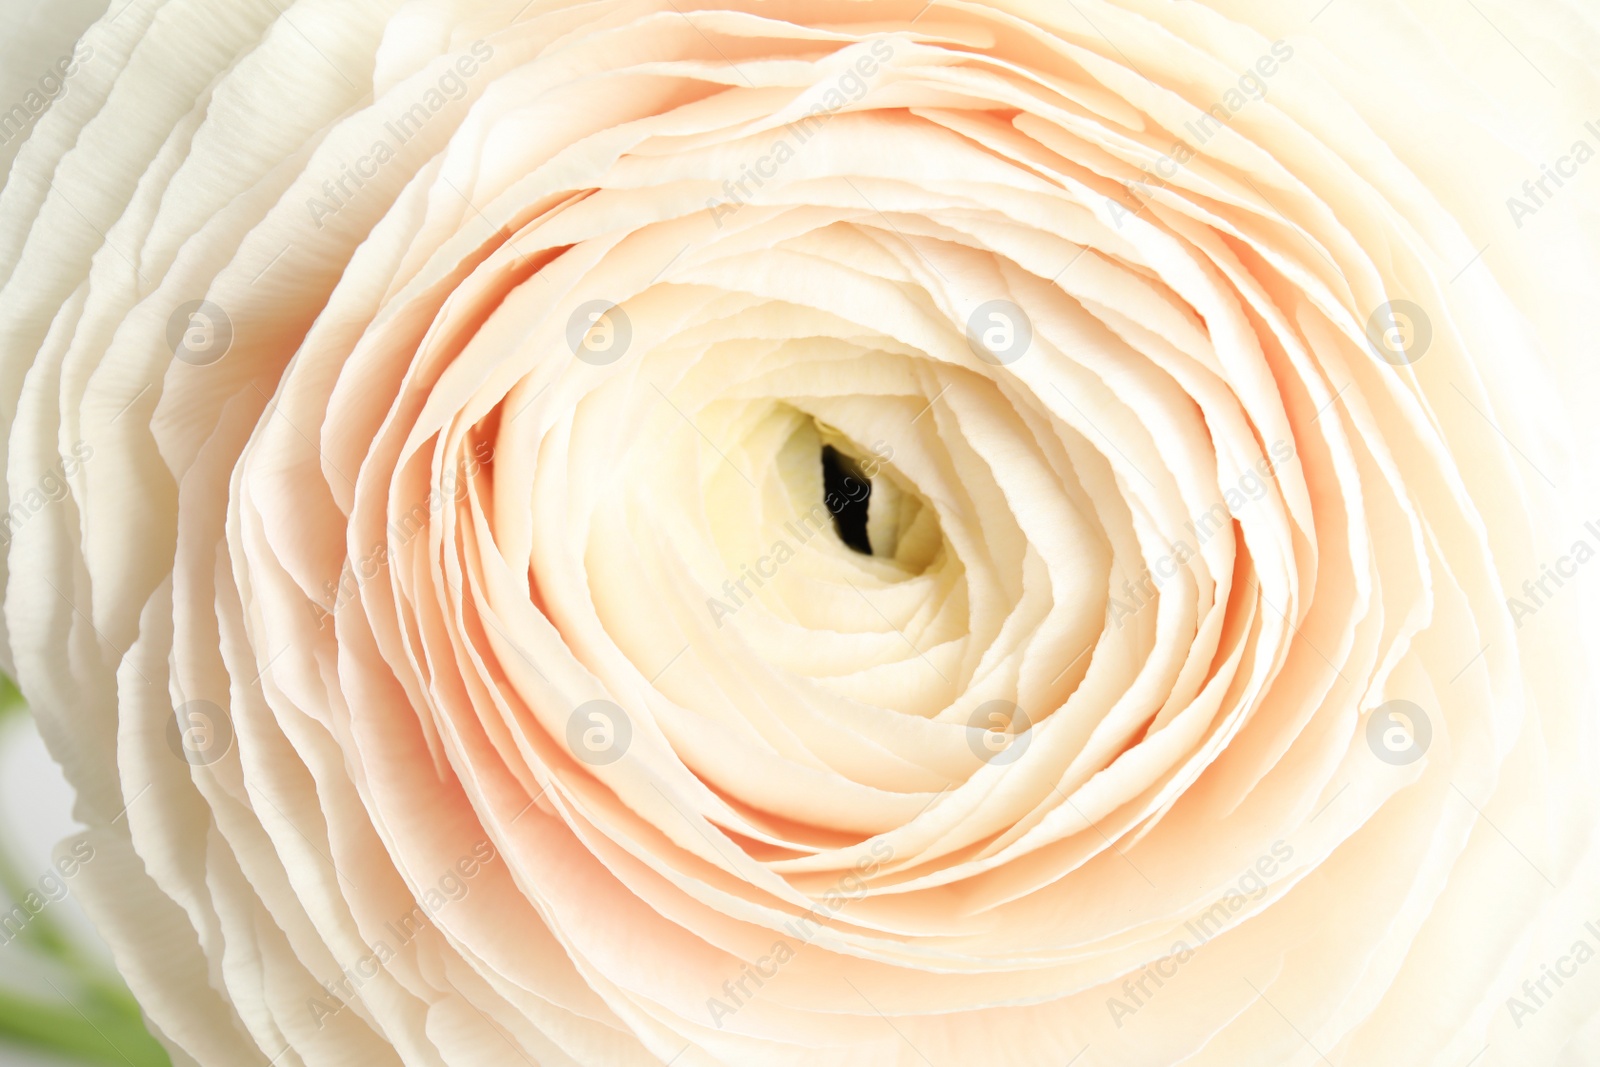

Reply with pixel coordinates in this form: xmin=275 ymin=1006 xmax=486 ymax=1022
xmin=1 ymin=0 xmax=165 ymax=1054
xmin=0 ymin=679 xmax=167 ymax=1067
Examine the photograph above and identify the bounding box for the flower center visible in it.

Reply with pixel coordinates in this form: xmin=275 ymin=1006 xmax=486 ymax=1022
xmin=821 ymin=444 xmax=873 ymax=555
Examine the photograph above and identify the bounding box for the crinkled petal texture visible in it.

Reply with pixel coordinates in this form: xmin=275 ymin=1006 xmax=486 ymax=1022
xmin=4 ymin=0 xmax=1600 ymax=1064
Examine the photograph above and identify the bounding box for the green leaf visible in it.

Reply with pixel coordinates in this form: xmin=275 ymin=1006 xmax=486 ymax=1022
xmin=0 ymin=672 xmax=171 ymax=1066
xmin=0 ymin=674 xmax=23 ymax=720
xmin=0 ymin=980 xmax=170 ymax=1066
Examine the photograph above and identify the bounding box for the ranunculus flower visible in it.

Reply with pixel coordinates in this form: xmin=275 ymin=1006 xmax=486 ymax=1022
xmin=3 ymin=0 xmax=1599 ymax=1064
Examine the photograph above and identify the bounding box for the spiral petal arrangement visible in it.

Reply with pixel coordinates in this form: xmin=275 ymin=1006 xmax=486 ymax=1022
xmin=2 ymin=1 xmax=1598 ymax=1065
